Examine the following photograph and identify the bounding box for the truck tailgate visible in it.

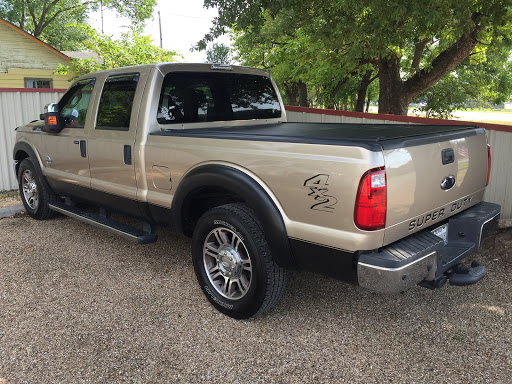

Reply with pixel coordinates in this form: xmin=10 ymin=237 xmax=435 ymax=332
xmin=382 ymin=127 xmax=488 ymax=245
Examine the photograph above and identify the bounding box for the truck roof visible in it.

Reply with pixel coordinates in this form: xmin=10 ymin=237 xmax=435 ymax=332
xmin=75 ymin=63 xmax=270 ymax=82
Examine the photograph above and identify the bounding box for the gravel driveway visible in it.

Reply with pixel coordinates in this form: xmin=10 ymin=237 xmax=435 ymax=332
xmin=1 ymin=213 xmax=511 ymax=383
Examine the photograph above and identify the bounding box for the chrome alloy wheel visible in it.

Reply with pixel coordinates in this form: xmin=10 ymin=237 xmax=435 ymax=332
xmin=21 ymin=169 xmax=39 ymax=210
xmin=203 ymin=227 xmax=252 ymax=300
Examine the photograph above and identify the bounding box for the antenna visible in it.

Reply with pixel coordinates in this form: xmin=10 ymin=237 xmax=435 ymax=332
xmin=101 ymin=0 xmax=104 ymax=34
xmin=158 ymin=11 xmax=163 ymax=48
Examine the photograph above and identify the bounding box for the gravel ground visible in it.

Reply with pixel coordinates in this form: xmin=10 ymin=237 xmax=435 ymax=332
xmin=0 ymin=213 xmax=511 ymax=383
xmin=0 ymin=191 xmax=20 ymax=209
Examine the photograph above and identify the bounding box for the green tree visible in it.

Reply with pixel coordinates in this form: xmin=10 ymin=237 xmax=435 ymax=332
xmin=55 ymin=25 xmax=180 ymax=78
xmin=414 ymin=39 xmax=512 ymax=117
xmin=206 ymin=43 xmax=232 ymax=64
xmin=0 ymin=0 xmax=156 ymax=39
xmin=200 ymin=0 xmax=512 ymax=115
xmin=233 ymin=9 xmax=377 ymax=109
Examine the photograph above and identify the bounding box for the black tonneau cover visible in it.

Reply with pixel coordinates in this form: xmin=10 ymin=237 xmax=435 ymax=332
xmin=151 ymin=122 xmax=485 ymax=151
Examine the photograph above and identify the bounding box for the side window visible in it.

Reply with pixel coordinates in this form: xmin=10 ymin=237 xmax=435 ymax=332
xmin=96 ymin=73 xmax=139 ymax=131
xmin=58 ymin=79 xmax=95 ymax=128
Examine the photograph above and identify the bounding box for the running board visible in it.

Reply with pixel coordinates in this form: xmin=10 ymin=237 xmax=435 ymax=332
xmin=49 ymin=202 xmax=157 ymax=244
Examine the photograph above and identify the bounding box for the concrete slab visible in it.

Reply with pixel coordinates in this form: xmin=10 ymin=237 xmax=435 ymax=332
xmin=0 ymin=205 xmax=25 ymax=219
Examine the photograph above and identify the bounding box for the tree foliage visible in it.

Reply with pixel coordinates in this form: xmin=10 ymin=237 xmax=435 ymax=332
xmin=55 ymin=25 xmax=180 ymax=79
xmin=201 ymin=0 xmax=512 ymax=115
xmin=206 ymin=43 xmax=232 ymax=64
xmin=414 ymin=39 xmax=512 ymax=117
xmin=0 ymin=0 xmax=156 ymax=42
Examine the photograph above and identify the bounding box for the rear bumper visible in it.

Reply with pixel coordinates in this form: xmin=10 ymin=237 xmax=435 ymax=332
xmin=357 ymin=202 xmax=501 ymax=294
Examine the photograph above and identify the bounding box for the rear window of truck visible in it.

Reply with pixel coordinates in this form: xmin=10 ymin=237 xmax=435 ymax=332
xmin=157 ymin=72 xmax=281 ymax=124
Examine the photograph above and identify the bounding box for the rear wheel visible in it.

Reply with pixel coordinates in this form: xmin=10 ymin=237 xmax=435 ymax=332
xmin=18 ymin=159 xmax=56 ymax=220
xmin=192 ymin=203 xmax=287 ymax=319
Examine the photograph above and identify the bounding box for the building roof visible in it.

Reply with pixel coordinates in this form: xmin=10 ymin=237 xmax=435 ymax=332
xmin=0 ymin=18 xmax=71 ymax=63
xmin=61 ymin=51 xmax=101 ymax=62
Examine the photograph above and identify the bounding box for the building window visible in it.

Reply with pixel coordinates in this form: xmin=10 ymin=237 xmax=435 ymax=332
xmin=25 ymin=78 xmax=53 ymax=88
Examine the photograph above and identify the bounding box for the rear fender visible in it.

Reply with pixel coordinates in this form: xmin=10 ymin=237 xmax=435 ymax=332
xmin=172 ymin=164 xmax=296 ymax=269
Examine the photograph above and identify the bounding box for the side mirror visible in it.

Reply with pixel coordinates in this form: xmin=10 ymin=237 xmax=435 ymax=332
xmin=40 ymin=103 xmax=63 ymax=133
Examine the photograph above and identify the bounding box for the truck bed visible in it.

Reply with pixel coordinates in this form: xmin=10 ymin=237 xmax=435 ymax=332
xmin=152 ymin=122 xmax=484 ymax=151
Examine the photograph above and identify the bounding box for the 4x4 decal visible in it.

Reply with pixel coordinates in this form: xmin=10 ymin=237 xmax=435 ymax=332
xmin=304 ymin=174 xmax=338 ymax=213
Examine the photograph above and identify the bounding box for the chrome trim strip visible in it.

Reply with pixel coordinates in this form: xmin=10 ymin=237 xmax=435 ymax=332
xmin=478 ymin=210 xmax=501 ymax=248
xmin=288 ymin=237 xmax=354 ymax=253
xmin=49 ymin=204 xmax=139 ymax=242
xmin=358 ymin=251 xmax=437 ymax=272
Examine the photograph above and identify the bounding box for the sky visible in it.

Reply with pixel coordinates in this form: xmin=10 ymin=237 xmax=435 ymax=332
xmin=88 ymin=0 xmax=232 ymax=63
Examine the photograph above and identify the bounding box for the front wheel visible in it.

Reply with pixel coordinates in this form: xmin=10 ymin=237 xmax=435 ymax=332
xmin=18 ymin=158 xmax=56 ymax=220
xmin=192 ymin=203 xmax=287 ymax=319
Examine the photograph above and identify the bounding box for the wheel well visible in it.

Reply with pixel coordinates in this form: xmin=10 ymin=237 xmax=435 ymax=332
xmin=14 ymin=150 xmax=30 ymax=176
xmin=181 ymin=186 xmax=243 ymax=237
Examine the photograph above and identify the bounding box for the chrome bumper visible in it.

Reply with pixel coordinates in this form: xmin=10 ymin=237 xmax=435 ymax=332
xmin=358 ymin=251 xmax=437 ymax=294
xmin=357 ymin=202 xmax=501 ymax=294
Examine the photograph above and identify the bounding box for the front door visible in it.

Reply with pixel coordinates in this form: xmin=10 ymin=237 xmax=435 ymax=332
xmin=41 ymin=78 xmax=96 ymax=192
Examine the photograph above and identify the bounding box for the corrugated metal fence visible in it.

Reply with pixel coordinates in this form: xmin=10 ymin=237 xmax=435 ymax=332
xmin=286 ymin=106 xmax=512 ymax=219
xmin=1 ymin=95 xmax=510 ymax=219
xmin=0 ymin=88 xmax=65 ymax=191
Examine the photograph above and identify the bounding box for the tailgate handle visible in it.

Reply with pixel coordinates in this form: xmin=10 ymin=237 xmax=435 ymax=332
xmin=442 ymin=148 xmax=454 ymax=165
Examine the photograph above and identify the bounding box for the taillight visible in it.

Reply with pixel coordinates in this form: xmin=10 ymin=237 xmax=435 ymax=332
xmin=354 ymin=167 xmax=387 ymax=231
xmin=486 ymin=144 xmax=491 ymax=187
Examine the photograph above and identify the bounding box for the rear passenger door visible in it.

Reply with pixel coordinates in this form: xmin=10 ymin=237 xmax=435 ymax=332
xmin=87 ymin=73 xmax=142 ymax=209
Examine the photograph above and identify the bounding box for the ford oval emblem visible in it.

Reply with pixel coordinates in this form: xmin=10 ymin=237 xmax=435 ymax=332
xmin=440 ymin=175 xmax=456 ymax=190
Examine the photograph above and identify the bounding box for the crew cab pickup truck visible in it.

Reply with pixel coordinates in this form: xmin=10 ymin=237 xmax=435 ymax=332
xmin=13 ymin=63 xmax=501 ymax=319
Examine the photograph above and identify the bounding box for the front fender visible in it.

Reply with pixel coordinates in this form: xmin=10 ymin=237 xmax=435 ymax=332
xmin=13 ymin=141 xmax=44 ymax=177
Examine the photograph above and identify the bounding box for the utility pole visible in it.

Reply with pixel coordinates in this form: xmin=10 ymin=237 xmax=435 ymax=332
xmin=158 ymin=11 xmax=163 ymax=48
xmin=101 ymin=0 xmax=104 ymax=34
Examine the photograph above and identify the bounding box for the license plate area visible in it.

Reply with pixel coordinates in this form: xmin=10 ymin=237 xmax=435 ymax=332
xmin=431 ymin=224 xmax=449 ymax=245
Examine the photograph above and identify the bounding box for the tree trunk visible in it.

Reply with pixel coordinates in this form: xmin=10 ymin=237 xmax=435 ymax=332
xmin=355 ymin=71 xmax=373 ymax=112
xmin=328 ymin=78 xmax=349 ymax=109
xmin=298 ymin=81 xmax=308 ymax=107
xmin=284 ymin=83 xmax=299 ymax=106
xmin=377 ymin=15 xmax=484 ymax=116
xmin=377 ymin=54 xmax=409 ymax=115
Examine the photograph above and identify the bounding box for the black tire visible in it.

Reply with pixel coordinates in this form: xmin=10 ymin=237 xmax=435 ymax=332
xmin=18 ymin=158 xmax=56 ymax=220
xmin=192 ymin=203 xmax=287 ymax=319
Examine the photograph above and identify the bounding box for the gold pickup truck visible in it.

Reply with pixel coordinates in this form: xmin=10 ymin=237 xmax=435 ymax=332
xmin=13 ymin=63 xmax=501 ymax=319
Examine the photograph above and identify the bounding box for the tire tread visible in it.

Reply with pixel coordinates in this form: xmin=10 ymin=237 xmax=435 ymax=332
xmin=215 ymin=203 xmax=287 ymax=317
xmin=18 ymin=158 xmax=57 ymax=220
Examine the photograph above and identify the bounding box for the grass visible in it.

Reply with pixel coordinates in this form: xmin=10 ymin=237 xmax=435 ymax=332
xmin=460 ymin=108 xmax=512 ymax=114
xmin=462 ymin=120 xmax=512 ymax=126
